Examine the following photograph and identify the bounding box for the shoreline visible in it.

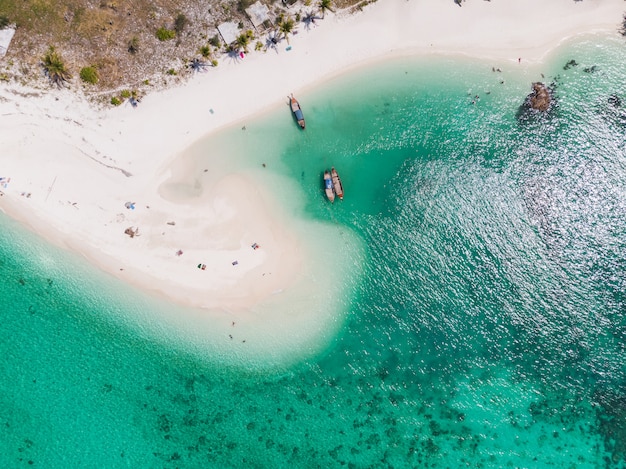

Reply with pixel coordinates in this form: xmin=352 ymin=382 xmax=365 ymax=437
xmin=0 ymin=0 xmax=623 ymax=322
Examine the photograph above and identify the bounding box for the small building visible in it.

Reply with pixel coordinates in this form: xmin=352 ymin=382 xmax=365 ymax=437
xmin=0 ymin=27 xmax=16 ymax=58
xmin=245 ymin=1 xmax=272 ymax=32
xmin=217 ymin=22 xmax=240 ymax=46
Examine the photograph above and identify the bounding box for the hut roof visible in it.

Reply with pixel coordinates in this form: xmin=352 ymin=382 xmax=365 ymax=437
xmin=217 ymin=22 xmax=240 ymax=45
xmin=245 ymin=2 xmax=271 ymax=30
xmin=0 ymin=28 xmax=16 ymax=57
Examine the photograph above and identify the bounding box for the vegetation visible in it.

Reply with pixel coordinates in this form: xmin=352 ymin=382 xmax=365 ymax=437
xmin=128 ymin=36 xmax=140 ymax=54
xmin=277 ymin=15 xmax=295 ymax=44
xmin=111 ymin=96 xmax=122 ymax=106
xmin=235 ymin=30 xmax=254 ymax=53
xmin=42 ymin=46 xmax=71 ymax=87
xmin=621 ymin=14 xmax=626 ymax=37
xmin=79 ymin=66 xmax=99 ymax=84
xmin=0 ymin=15 xmax=9 ymax=29
xmin=0 ymin=0 xmax=362 ymax=93
xmin=156 ymin=27 xmax=176 ymax=41
xmin=237 ymin=0 xmax=254 ymax=14
xmin=209 ymin=35 xmax=221 ymax=48
xmin=199 ymin=45 xmax=211 ymax=58
xmin=174 ymin=13 xmax=189 ymax=35
xmin=318 ymin=0 xmax=334 ymax=18
xmin=120 ymin=89 xmax=131 ymax=99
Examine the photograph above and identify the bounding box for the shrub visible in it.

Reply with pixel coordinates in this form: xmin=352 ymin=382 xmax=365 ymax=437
xmin=209 ymin=35 xmax=220 ymax=48
xmin=210 ymin=59 xmax=218 ymax=67
xmin=0 ymin=15 xmax=9 ymax=29
xmin=128 ymin=36 xmax=139 ymax=54
xmin=237 ymin=0 xmax=254 ymax=13
xmin=156 ymin=27 xmax=176 ymax=41
xmin=166 ymin=68 xmax=177 ymax=75
xmin=255 ymin=41 xmax=263 ymax=51
xmin=120 ymin=89 xmax=131 ymax=99
xmin=174 ymin=13 xmax=189 ymax=35
xmin=199 ymin=45 xmax=211 ymax=58
xmin=111 ymin=96 xmax=122 ymax=106
xmin=79 ymin=66 xmax=98 ymax=84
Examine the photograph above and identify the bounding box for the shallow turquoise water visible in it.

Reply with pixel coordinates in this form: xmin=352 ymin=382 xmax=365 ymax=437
xmin=2 ymin=34 xmax=626 ymax=467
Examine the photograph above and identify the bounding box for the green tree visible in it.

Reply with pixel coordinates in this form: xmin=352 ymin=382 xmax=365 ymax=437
xmin=42 ymin=46 xmax=71 ymax=87
xmin=318 ymin=0 xmax=334 ymax=18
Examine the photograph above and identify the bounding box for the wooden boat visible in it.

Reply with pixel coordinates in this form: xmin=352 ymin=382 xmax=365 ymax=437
xmin=324 ymin=171 xmax=335 ymax=202
xmin=331 ymin=167 xmax=344 ymax=200
xmin=290 ymin=94 xmax=305 ymax=129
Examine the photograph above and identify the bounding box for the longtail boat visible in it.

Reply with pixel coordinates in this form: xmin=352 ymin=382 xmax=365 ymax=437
xmin=331 ymin=167 xmax=344 ymax=200
xmin=290 ymin=94 xmax=305 ymax=129
xmin=324 ymin=171 xmax=335 ymax=202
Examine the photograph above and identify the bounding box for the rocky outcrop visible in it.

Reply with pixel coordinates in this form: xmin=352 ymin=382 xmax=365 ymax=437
xmin=528 ymin=82 xmax=552 ymax=112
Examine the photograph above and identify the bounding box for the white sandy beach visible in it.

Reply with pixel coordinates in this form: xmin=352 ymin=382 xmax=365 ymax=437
xmin=0 ymin=0 xmax=623 ymax=333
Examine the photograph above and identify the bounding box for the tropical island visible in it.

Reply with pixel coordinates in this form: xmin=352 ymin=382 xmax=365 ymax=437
xmin=0 ymin=0 xmax=624 ymax=351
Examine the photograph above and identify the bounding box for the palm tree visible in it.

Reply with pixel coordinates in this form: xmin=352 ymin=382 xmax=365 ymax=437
xmin=318 ymin=0 xmax=334 ymax=19
xmin=235 ymin=30 xmax=254 ymax=53
xmin=235 ymin=33 xmax=250 ymax=53
xmin=42 ymin=46 xmax=71 ymax=87
xmin=278 ymin=16 xmax=295 ymax=44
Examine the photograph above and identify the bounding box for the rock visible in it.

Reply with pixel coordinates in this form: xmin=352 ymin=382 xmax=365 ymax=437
xmin=124 ymin=226 xmax=139 ymax=238
xmin=528 ymin=82 xmax=551 ymax=112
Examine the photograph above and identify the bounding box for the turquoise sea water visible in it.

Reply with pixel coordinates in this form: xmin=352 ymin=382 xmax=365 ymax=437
xmin=2 ymin=33 xmax=626 ymax=467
